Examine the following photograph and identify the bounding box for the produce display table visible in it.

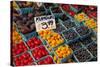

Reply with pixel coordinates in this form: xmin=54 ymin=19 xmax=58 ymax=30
xmin=11 ymin=1 xmax=97 ymax=66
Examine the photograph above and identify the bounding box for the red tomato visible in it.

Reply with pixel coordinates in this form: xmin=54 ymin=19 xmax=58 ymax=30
xmin=68 ymin=10 xmax=75 ymax=16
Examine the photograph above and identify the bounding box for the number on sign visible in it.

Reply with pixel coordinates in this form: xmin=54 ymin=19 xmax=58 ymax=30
xmin=41 ymin=22 xmax=48 ymax=29
xmin=48 ymin=20 xmax=53 ymax=25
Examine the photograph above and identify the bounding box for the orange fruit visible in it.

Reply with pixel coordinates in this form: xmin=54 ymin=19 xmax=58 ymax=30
xmin=48 ymin=39 xmax=51 ymax=43
xmin=51 ymin=44 xmax=55 ymax=47
xmin=63 ymin=54 xmax=67 ymax=58
xmin=18 ymin=36 xmax=22 ymax=39
xmin=58 ymin=54 xmax=63 ymax=58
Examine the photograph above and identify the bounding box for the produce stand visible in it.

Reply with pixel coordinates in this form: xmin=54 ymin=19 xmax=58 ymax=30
xmin=11 ymin=1 xmax=97 ymax=66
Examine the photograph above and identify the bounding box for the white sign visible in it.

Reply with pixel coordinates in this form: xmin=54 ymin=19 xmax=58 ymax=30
xmin=36 ymin=2 xmax=43 ymax=7
xmin=34 ymin=15 xmax=56 ymax=32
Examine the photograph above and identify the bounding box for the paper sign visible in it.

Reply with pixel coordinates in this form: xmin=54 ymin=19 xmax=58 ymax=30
xmin=36 ymin=2 xmax=43 ymax=7
xmin=34 ymin=15 xmax=56 ymax=32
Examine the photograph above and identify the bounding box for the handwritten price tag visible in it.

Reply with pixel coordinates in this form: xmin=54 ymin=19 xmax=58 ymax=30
xmin=34 ymin=15 xmax=56 ymax=32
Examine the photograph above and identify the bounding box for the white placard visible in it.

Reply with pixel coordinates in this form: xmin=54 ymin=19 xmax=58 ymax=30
xmin=34 ymin=15 xmax=56 ymax=32
xmin=36 ymin=2 xmax=43 ymax=7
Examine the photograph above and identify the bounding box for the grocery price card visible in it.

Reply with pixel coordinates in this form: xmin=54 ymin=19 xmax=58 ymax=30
xmin=34 ymin=15 xmax=56 ymax=32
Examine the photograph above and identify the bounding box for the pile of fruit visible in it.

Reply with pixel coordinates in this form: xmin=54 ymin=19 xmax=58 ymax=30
xmin=13 ymin=52 xmax=34 ymax=66
xmin=68 ymin=41 xmax=82 ymax=51
xmin=62 ymin=29 xmax=79 ymax=41
xmin=39 ymin=30 xmax=64 ymax=48
xmin=12 ymin=42 xmax=28 ymax=56
xmin=13 ymin=12 xmax=36 ymax=34
xmin=83 ymin=6 xmax=97 ymax=20
xmin=11 ymin=1 xmax=97 ymax=66
xmin=80 ymin=36 xmax=93 ymax=46
xmin=74 ymin=48 xmax=92 ymax=62
xmin=85 ymin=19 xmax=97 ymax=29
xmin=74 ymin=12 xmax=88 ymax=22
xmin=31 ymin=45 xmax=49 ymax=60
xmin=74 ymin=12 xmax=97 ymax=32
xmin=26 ymin=37 xmax=42 ymax=49
xmin=12 ymin=24 xmax=23 ymax=44
xmin=87 ymin=42 xmax=97 ymax=57
xmin=55 ymin=45 xmax=72 ymax=59
xmin=62 ymin=20 xmax=76 ymax=29
xmin=75 ymin=26 xmax=90 ymax=36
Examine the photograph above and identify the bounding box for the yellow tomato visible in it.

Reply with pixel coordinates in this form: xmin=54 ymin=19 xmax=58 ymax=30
xmin=51 ymin=44 xmax=55 ymax=48
xmin=53 ymin=56 xmax=57 ymax=61
xmin=63 ymin=54 xmax=67 ymax=58
xmin=75 ymin=12 xmax=87 ymax=22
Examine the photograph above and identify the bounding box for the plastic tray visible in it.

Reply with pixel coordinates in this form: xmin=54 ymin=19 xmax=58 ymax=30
xmin=12 ymin=41 xmax=29 ymax=57
xmin=47 ymin=35 xmax=65 ymax=49
xmin=62 ymin=28 xmax=80 ymax=43
xmin=67 ymin=41 xmax=83 ymax=52
xmin=25 ymin=36 xmax=44 ymax=50
xmin=53 ymin=44 xmax=73 ymax=63
xmin=83 ymin=19 xmax=97 ymax=30
xmin=74 ymin=25 xmax=92 ymax=39
xmin=73 ymin=47 xmax=93 ymax=62
xmin=74 ymin=12 xmax=89 ymax=23
xmin=50 ymin=6 xmax=63 ymax=18
xmin=13 ymin=51 xmax=35 ymax=66
xmin=80 ymin=36 xmax=93 ymax=46
xmin=39 ymin=30 xmax=65 ymax=49
xmin=30 ymin=45 xmax=50 ymax=61
xmin=86 ymin=41 xmax=97 ymax=58
xmin=60 ymin=20 xmax=77 ymax=30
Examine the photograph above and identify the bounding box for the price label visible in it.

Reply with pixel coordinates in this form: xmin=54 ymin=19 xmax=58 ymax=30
xmin=34 ymin=15 xmax=56 ymax=32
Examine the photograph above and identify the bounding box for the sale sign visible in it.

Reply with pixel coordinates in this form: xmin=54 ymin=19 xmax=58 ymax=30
xmin=34 ymin=15 xmax=56 ymax=32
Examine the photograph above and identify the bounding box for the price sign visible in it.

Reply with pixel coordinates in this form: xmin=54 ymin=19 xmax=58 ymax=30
xmin=36 ymin=2 xmax=43 ymax=7
xmin=34 ymin=15 xmax=56 ymax=32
